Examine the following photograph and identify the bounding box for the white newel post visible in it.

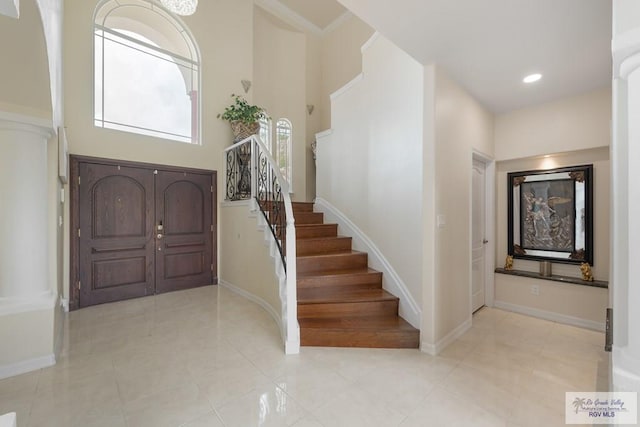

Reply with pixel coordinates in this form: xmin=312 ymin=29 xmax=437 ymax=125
xmin=612 ymin=4 xmax=640 ymax=391
xmin=0 ymin=112 xmax=57 ymax=378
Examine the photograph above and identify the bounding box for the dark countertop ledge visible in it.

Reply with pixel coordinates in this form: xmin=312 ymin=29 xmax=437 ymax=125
xmin=495 ymin=268 xmax=608 ymax=289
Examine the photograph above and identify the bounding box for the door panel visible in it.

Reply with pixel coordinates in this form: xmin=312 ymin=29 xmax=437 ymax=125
xmin=79 ymin=163 xmax=155 ymax=307
xmin=155 ymin=170 xmax=213 ymax=293
xmin=472 ymin=159 xmax=486 ymax=313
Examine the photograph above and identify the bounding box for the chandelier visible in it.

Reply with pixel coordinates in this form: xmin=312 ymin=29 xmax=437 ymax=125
xmin=160 ymin=0 xmax=198 ymax=16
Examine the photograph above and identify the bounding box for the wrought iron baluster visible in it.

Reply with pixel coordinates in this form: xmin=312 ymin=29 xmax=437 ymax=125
xmin=225 ymin=136 xmax=288 ymax=268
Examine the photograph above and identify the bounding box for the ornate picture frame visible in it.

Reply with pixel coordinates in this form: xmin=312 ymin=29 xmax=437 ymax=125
xmin=507 ymin=164 xmax=593 ymax=265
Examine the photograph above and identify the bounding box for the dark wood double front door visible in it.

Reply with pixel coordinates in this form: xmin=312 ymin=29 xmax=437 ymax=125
xmin=72 ymin=157 xmax=216 ymax=309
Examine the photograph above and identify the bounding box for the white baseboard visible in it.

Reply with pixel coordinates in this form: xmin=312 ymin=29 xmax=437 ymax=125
xmin=494 ymin=300 xmax=605 ymax=331
xmin=612 ymin=366 xmax=640 ymax=393
xmin=219 ymin=279 xmax=282 ymax=332
xmin=60 ymin=297 xmax=69 ymax=313
xmin=314 ymin=197 xmax=421 ymax=328
xmin=220 ymin=279 xmax=301 ymax=354
xmin=613 ymin=347 xmax=640 ymax=392
xmin=218 ymin=279 xmax=302 ymax=355
xmin=421 ymin=317 xmax=472 ymax=356
xmin=0 ymin=354 xmax=55 ymax=380
xmin=54 ymin=302 xmax=65 ymax=360
xmin=285 ymin=337 xmax=300 ymax=355
xmin=0 ymin=412 xmax=16 ymax=427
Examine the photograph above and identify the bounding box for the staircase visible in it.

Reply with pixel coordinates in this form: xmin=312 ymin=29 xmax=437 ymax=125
xmin=292 ymin=202 xmax=419 ymax=348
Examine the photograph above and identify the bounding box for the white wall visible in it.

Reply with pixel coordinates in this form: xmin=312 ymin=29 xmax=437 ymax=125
xmin=319 ymin=15 xmax=373 ymax=130
xmin=0 ymin=0 xmax=51 ymax=119
xmin=253 ymin=7 xmax=308 ymax=200
xmin=219 ymin=203 xmax=282 ymax=327
xmin=495 ymin=87 xmax=611 ymax=161
xmin=432 ymin=66 xmax=494 ymax=345
xmin=304 ymin=33 xmax=322 ymax=201
xmin=316 ymin=34 xmax=425 ymax=318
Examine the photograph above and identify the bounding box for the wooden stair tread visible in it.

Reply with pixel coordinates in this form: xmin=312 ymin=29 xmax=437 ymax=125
xmin=297 ymin=268 xmax=382 ymax=290
xmin=292 ymin=212 xmax=324 ymax=223
xmin=296 ymin=236 xmax=353 ymax=256
xmin=297 ymin=250 xmax=363 ymax=260
xmin=299 ymin=315 xmax=417 ymax=331
xmin=295 ymin=223 xmax=337 ymax=229
xmin=292 ymin=202 xmax=314 ymax=212
xmin=297 ymin=267 xmax=379 ymax=279
xmin=296 ymin=250 xmax=368 ymax=274
xmin=298 ymin=288 xmax=397 ymax=304
xmin=294 ymin=223 xmax=338 ymax=239
xmin=296 ymin=235 xmax=350 ymax=242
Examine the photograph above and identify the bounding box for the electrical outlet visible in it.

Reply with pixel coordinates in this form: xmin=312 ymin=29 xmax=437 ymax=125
xmin=531 ymin=285 xmax=540 ymax=296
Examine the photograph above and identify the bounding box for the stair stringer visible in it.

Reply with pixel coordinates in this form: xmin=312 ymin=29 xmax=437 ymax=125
xmin=249 ymin=200 xmax=301 ymax=354
xmin=313 ymin=197 xmax=421 ymax=329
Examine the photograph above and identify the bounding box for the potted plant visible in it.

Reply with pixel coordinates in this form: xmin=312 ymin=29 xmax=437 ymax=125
xmin=217 ymin=94 xmax=268 ymax=142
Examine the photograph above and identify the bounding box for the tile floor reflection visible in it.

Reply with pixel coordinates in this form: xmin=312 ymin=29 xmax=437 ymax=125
xmin=0 ymin=286 xmax=609 ymax=426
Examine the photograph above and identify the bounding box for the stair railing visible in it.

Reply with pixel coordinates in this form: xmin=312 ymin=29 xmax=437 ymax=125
xmin=223 ymin=135 xmax=299 ymax=353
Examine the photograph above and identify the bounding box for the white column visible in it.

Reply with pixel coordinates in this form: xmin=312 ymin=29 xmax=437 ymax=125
xmin=612 ymin=2 xmax=640 ymax=391
xmin=0 ymin=112 xmax=54 ymax=306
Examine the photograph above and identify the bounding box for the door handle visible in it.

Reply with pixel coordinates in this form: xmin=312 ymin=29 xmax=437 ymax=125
xmin=483 ymin=239 xmax=489 ymax=244
xmin=157 ymin=233 xmax=163 ymax=239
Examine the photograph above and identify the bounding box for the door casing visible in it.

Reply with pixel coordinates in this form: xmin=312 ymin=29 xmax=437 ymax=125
xmin=471 ymin=151 xmax=495 ymax=311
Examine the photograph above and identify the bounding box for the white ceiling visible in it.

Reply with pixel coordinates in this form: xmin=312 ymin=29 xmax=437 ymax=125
xmin=332 ymin=0 xmax=613 ymax=113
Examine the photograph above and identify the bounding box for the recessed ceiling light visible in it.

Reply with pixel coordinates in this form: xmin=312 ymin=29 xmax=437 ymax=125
xmin=523 ymin=73 xmax=542 ymax=83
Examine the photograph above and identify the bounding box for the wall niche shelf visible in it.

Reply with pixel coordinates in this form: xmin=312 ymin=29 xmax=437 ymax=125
xmin=495 ymin=268 xmax=608 ymax=289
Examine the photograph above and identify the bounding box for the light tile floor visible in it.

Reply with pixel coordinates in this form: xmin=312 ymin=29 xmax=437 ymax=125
xmin=0 ymin=286 xmax=610 ymax=427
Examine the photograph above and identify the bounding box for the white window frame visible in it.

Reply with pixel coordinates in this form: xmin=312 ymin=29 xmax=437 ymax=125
xmin=275 ymin=118 xmax=293 ymax=187
xmin=258 ymin=114 xmax=272 ymax=152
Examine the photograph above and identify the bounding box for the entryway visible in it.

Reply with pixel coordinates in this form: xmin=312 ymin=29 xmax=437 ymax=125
xmin=70 ymin=156 xmax=217 ymax=309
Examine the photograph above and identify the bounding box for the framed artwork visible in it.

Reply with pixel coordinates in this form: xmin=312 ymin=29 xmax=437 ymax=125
xmin=507 ymin=164 xmax=593 ymax=264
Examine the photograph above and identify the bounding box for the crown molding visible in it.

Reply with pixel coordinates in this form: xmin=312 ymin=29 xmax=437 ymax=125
xmin=322 ymin=10 xmax=353 ymax=36
xmin=254 ymin=0 xmax=352 ymax=38
xmin=254 ymin=0 xmax=323 ymax=36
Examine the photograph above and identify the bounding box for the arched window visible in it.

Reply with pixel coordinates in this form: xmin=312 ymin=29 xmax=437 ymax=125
xmin=258 ymin=114 xmax=271 ymax=152
xmin=275 ymin=118 xmax=292 ymax=184
xmin=94 ymin=0 xmax=200 ymax=144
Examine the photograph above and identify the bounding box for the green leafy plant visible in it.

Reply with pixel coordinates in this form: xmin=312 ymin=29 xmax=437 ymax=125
xmin=217 ymin=94 xmax=267 ymax=125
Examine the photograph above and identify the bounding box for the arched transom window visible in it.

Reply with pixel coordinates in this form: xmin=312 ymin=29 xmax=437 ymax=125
xmin=258 ymin=114 xmax=271 ymax=153
xmin=94 ymin=0 xmax=200 ymax=144
xmin=275 ymin=118 xmax=292 ymax=184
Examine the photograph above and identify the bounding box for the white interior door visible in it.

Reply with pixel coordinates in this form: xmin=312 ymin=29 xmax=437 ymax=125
xmin=472 ymin=159 xmax=486 ymax=312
